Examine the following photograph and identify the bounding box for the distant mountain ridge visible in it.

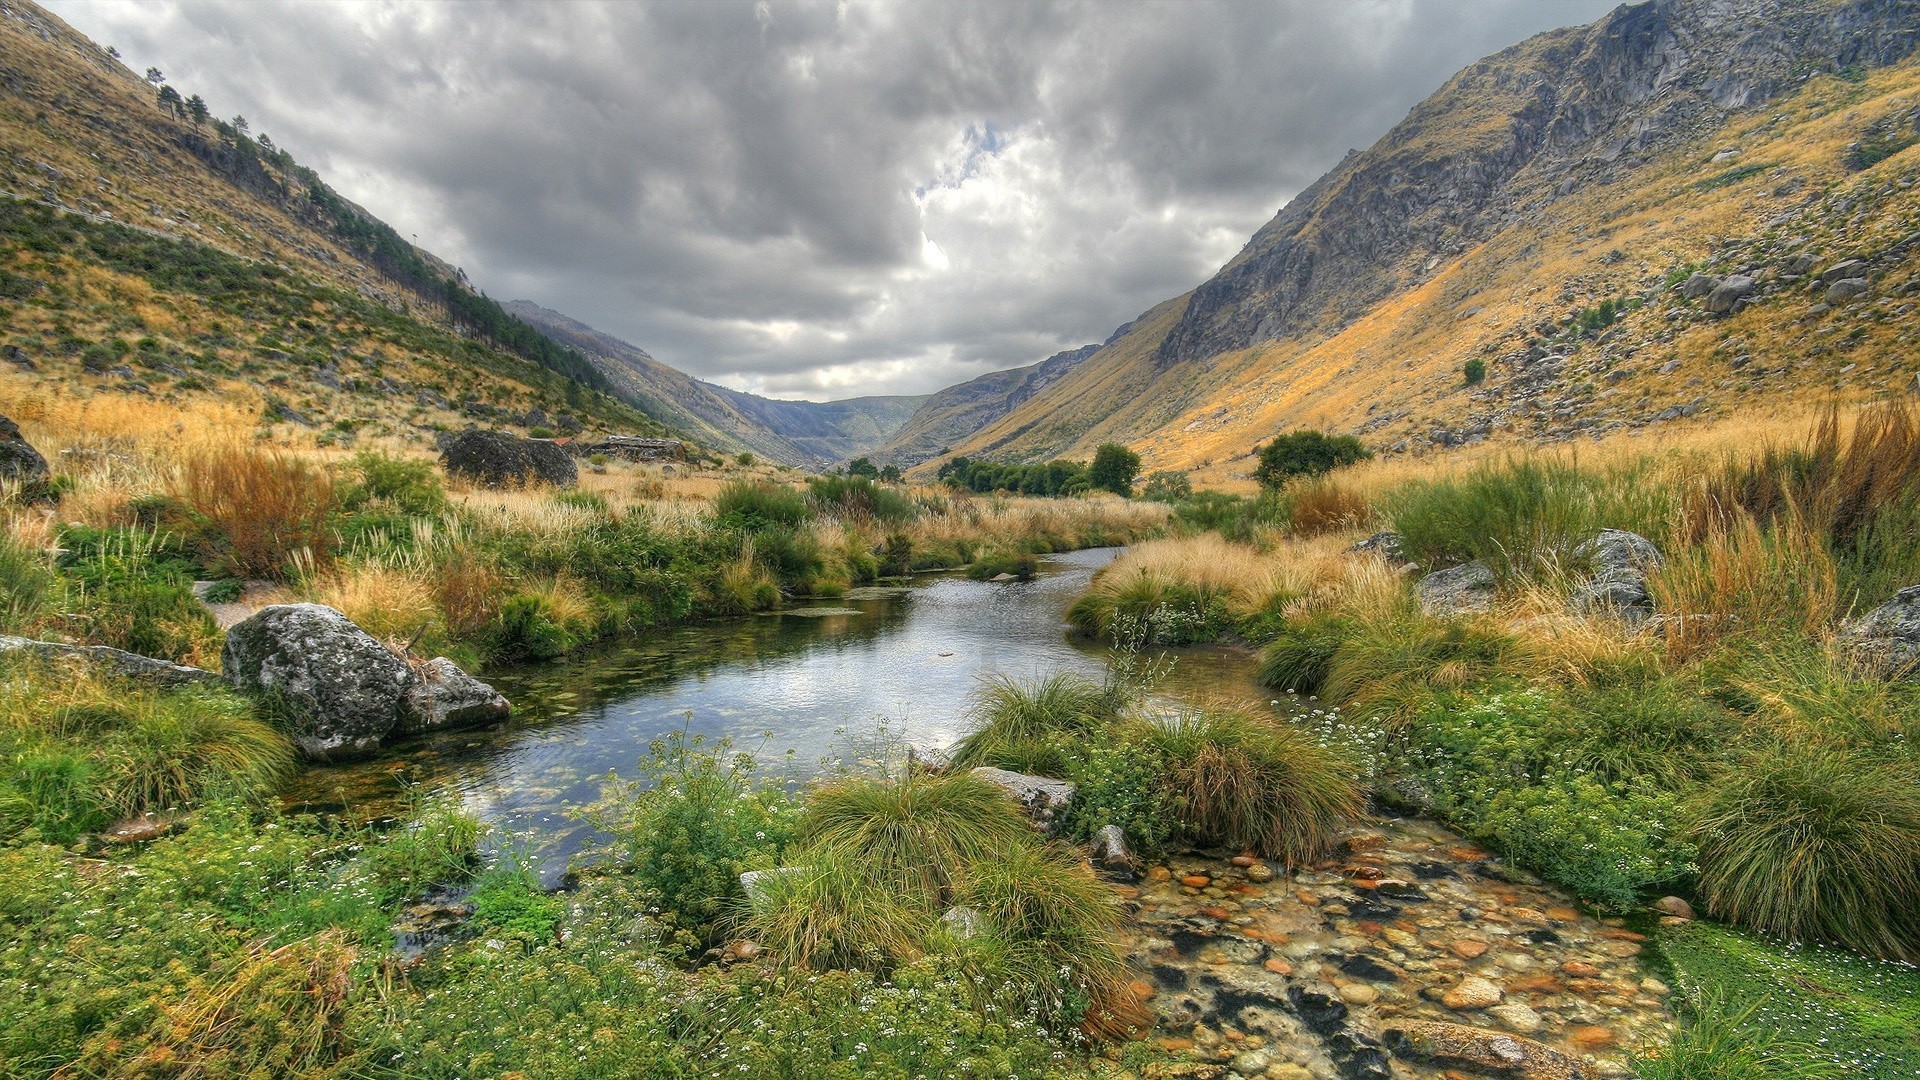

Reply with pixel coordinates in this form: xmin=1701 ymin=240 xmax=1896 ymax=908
xmin=503 ymin=300 xmax=924 ymax=467
xmin=868 ymin=342 xmax=1100 ymax=468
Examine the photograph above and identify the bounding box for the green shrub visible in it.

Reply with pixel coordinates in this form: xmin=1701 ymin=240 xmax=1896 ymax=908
xmin=1147 ymin=707 xmax=1360 ymax=866
xmin=341 ymin=450 xmax=449 ymax=517
xmin=715 ymin=480 xmax=810 ymax=531
xmin=588 ymin=731 xmax=797 ymax=949
xmin=1062 ymin=736 xmax=1172 ymax=856
xmin=1140 ymin=470 xmax=1192 ymax=503
xmin=1065 ymin=569 xmax=1228 ymax=645
xmin=486 ymin=593 xmax=580 ymax=662
xmin=949 ymin=673 xmax=1122 ymax=775
xmin=1691 ymin=744 xmax=1920 ymax=962
xmin=1088 ymin=443 xmax=1141 ymax=497
xmin=1463 ymin=357 xmax=1487 ymax=386
xmin=1257 ymin=612 xmax=1355 ymax=694
xmin=1254 ymin=430 xmax=1370 ymax=491
xmin=468 ymin=867 xmax=565 ymax=943
xmin=807 ymin=475 xmax=919 ymax=525
xmin=1387 ymin=456 xmax=1673 ymax=577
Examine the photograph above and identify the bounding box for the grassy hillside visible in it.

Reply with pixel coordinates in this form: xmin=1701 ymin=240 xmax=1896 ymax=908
xmin=927 ymin=1 xmax=1920 ymax=489
xmin=0 ymin=1 xmax=674 ymax=448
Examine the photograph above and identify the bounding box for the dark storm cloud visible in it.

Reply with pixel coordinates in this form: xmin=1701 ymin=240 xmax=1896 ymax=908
xmin=49 ymin=0 xmax=1617 ymax=398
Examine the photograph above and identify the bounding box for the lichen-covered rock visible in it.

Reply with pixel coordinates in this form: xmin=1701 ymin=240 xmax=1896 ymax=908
xmin=439 ymin=428 xmax=578 ymax=488
xmin=1349 ymin=530 xmax=1414 ymax=569
xmin=1838 ymin=584 xmax=1920 ymax=678
xmin=970 ymin=766 xmax=1074 ymax=827
xmin=1416 ymin=560 xmax=1495 ymax=616
xmin=222 ymin=603 xmax=415 ymax=761
xmin=1704 ymin=274 xmax=1756 ymax=314
xmin=0 ymin=635 xmax=217 ymax=686
xmin=1385 ymin=1020 xmax=1593 ymax=1079
xmin=1825 ymin=276 xmax=1870 ymax=304
xmin=1571 ymin=528 xmax=1662 ymax=622
xmin=400 ymin=656 xmax=510 ymax=735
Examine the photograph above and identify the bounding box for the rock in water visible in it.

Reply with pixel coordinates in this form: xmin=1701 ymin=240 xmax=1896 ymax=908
xmin=970 ymin=766 xmax=1075 ymax=828
xmin=1092 ymin=823 xmax=1135 ymax=870
xmin=439 ymin=428 xmax=578 ymax=488
xmin=222 ymin=603 xmax=416 ymax=761
xmin=0 ymin=413 xmax=51 ymax=495
xmin=401 ymin=656 xmax=511 ymax=734
xmin=1571 ymin=528 xmax=1662 ymax=622
xmin=1385 ymin=1021 xmax=1592 ymax=1079
xmin=1838 ymin=585 xmax=1920 ymax=678
xmin=1416 ymin=560 xmax=1496 ymax=616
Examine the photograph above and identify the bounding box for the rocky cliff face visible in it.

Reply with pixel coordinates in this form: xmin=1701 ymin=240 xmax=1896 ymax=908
xmin=1155 ymin=0 xmax=1920 ymax=369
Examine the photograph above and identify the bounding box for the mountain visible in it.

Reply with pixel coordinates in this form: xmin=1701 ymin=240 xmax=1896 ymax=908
xmin=502 ymin=300 xmax=924 ymax=467
xmin=922 ymin=0 xmax=1920 ymax=484
xmin=0 ymin=1 xmax=675 ymax=448
xmin=868 ymin=342 xmax=1101 ymax=468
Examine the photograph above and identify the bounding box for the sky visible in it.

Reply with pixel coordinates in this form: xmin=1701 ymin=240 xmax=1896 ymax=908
xmin=48 ymin=0 xmax=1618 ymax=400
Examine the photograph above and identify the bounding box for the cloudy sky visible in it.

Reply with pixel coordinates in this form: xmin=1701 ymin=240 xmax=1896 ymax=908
xmin=50 ymin=0 xmax=1615 ymax=400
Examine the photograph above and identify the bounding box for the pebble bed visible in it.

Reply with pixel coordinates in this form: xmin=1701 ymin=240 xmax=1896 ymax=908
xmin=1106 ymin=815 xmax=1676 ymax=1079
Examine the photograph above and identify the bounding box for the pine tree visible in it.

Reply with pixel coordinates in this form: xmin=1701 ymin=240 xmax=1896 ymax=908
xmin=185 ymin=94 xmax=209 ymax=126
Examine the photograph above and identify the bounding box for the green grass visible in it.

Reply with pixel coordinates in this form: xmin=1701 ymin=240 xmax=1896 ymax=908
xmin=1633 ymin=991 xmax=1844 ymax=1079
xmin=1256 ymin=611 xmax=1354 ymax=694
xmin=948 ymin=672 xmax=1123 ymax=775
xmin=1657 ymin=921 xmax=1920 ymax=1079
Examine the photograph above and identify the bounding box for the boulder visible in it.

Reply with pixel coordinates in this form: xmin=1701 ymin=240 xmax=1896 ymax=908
xmin=1704 ymin=274 xmax=1755 ymax=314
xmin=1385 ymin=1021 xmax=1592 ymax=1079
xmin=401 ymin=656 xmax=511 ymax=734
xmin=1825 ymin=277 xmax=1870 ymax=304
xmin=1838 ymin=585 xmax=1920 ymax=678
xmin=1679 ymin=272 xmax=1720 ymax=299
xmin=1416 ymin=560 xmax=1496 ymax=616
xmin=1349 ymin=530 xmax=1415 ymax=569
xmin=0 ymin=414 xmax=51 ymax=495
xmin=970 ymin=766 xmax=1074 ymax=828
xmin=1570 ymin=528 xmax=1662 ymax=622
xmin=439 ymin=428 xmax=578 ymax=488
xmin=222 ymin=603 xmax=416 ymax=761
xmin=1819 ymin=258 xmax=1868 ymax=282
xmin=0 ymin=635 xmax=218 ymax=686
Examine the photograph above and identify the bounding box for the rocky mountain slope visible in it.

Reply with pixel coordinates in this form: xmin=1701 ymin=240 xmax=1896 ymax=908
xmin=0 ymin=0 xmax=678 ymax=449
xmin=503 ymin=300 xmax=924 ymax=467
xmin=923 ymin=0 xmax=1920 ymax=485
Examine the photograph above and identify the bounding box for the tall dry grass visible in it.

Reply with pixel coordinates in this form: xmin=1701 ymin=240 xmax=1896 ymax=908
xmin=174 ymin=445 xmax=338 ymax=579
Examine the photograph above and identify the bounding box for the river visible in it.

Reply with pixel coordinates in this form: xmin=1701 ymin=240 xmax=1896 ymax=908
xmin=286 ymin=547 xmax=1270 ymax=881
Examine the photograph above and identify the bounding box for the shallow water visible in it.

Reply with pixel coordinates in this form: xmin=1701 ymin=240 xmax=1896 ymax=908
xmin=285 ymin=547 xmax=1270 ymax=879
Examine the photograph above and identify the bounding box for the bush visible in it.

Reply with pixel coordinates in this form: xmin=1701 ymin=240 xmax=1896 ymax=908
xmin=1140 ymin=470 xmax=1192 ymax=503
xmin=1257 ymin=612 xmax=1355 ymax=695
xmin=588 ymin=731 xmax=798 ymax=949
xmin=1254 ymin=430 xmax=1370 ymax=491
xmin=340 ymin=449 xmax=448 ymax=517
xmin=1061 ymin=736 xmax=1172 ymax=856
xmin=1691 ymin=744 xmax=1920 ymax=962
xmin=175 ymin=445 xmax=338 ymax=578
xmin=715 ymin=480 xmax=811 ymax=531
xmin=1282 ymin=477 xmax=1371 ymax=536
xmin=949 ymin=673 xmax=1121 ymax=775
xmin=807 ymin=475 xmax=919 ymax=525
xmin=1463 ymin=357 xmax=1487 ymax=386
xmin=56 ymin=528 xmax=219 ymax=663
xmin=1388 ymin=456 xmax=1673 ymax=577
xmin=1147 ymin=707 xmax=1360 ymax=866
xmin=1088 ymin=443 xmax=1141 ymax=497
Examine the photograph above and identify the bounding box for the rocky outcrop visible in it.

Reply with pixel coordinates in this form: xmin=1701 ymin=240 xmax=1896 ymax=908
xmin=0 ymin=413 xmax=50 ymax=496
xmin=0 ymin=635 xmax=216 ymax=686
xmin=400 ymin=656 xmax=511 ymax=735
xmin=970 ymin=766 xmax=1074 ymax=829
xmin=439 ymin=429 xmax=578 ymax=488
xmin=1416 ymin=561 xmax=1496 ymax=616
xmin=1838 ymin=585 xmax=1920 ymax=678
xmin=223 ymin=603 xmax=508 ymax=760
xmin=1152 ymin=0 xmax=1920 ymax=370
xmin=1570 ymin=528 xmax=1662 ymax=623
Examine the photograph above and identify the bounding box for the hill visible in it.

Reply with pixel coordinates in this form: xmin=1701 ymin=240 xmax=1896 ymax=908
xmin=923 ymin=0 xmax=1920 ymax=486
xmin=502 ymin=300 xmax=924 ymax=467
xmin=0 ymin=0 xmax=678 ymax=450
xmin=869 ymin=342 xmax=1100 ymax=468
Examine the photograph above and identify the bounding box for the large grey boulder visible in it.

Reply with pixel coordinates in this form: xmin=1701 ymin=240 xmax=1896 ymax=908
xmin=1839 ymin=585 xmax=1920 ymax=678
xmin=1571 ymin=528 xmax=1663 ymax=623
xmin=1825 ymin=277 xmax=1870 ymax=304
xmin=0 ymin=635 xmax=216 ymax=687
xmin=222 ymin=603 xmax=418 ymax=761
xmin=439 ymin=428 xmax=578 ymax=488
xmin=1679 ymin=272 xmax=1720 ymax=299
xmin=1416 ymin=560 xmax=1496 ymax=616
xmin=970 ymin=766 xmax=1074 ymax=829
xmin=0 ymin=414 xmax=50 ymax=495
xmin=1704 ymin=274 xmax=1756 ymax=314
xmin=400 ymin=656 xmax=511 ymax=734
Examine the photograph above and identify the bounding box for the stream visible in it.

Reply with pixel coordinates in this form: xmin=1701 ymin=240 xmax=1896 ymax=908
xmin=285 ymin=545 xmax=1673 ymax=1077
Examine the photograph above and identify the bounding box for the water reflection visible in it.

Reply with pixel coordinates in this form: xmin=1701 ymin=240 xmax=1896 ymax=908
xmin=285 ymin=547 xmax=1273 ymax=878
